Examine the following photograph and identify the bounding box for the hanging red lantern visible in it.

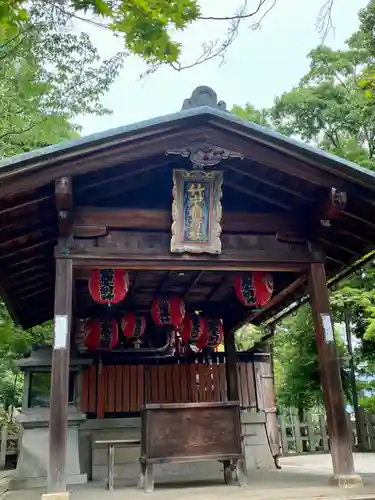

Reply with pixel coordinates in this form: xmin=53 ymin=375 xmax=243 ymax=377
xmin=151 ymin=296 xmax=185 ymax=327
xmin=180 ymin=313 xmax=205 ymax=344
xmin=89 ymin=269 xmax=129 ymax=305
xmin=196 ymin=317 xmax=223 ymax=349
xmin=84 ymin=318 xmax=119 ymax=350
xmin=235 ymin=271 xmax=273 ymax=307
xmin=121 ymin=313 xmax=147 ymax=339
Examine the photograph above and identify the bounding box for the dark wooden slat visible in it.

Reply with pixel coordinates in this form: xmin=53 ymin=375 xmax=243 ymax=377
xmin=97 ymin=366 xmax=106 ymax=418
xmin=80 ymin=368 xmax=89 ymax=413
xmin=179 ymin=364 xmax=189 ymax=403
xmin=239 ymin=363 xmax=249 ymax=408
xmin=205 ymin=363 xmax=214 ymax=402
xmin=198 ymin=363 xmax=206 ymax=402
xmin=225 ymin=179 xmax=290 ymax=210
xmin=122 ymin=365 xmax=130 ymax=412
xmin=115 ymin=366 xmax=123 ymax=412
xmin=218 ymin=362 xmax=227 ymax=402
xmin=189 ymin=363 xmax=197 ymax=402
xmin=172 ymin=364 xmax=181 ymax=403
xmin=88 ymin=365 xmax=97 ymax=413
xmin=107 ymin=366 xmax=115 ymax=413
xmin=151 ymin=366 xmax=159 ymax=403
xmin=212 ymin=362 xmax=221 ymax=401
xmin=246 ymin=363 xmax=257 ymax=408
xmin=158 ymin=365 xmax=167 ymax=403
xmin=165 ymin=365 xmax=174 ymax=403
xmin=130 ymin=365 xmax=138 ymax=412
xmin=137 ymin=365 xmax=144 ymax=410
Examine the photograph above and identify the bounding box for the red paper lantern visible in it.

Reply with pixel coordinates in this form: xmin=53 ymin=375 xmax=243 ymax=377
xmin=196 ymin=317 xmax=223 ymax=349
xmin=121 ymin=313 xmax=147 ymax=339
xmin=151 ymin=296 xmax=185 ymax=327
xmin=235 ymin=271 xmax=273 ymax=307
xmin=180 ymin=313 xmax=205 ymax=344
xmin=84 ymin=318 xmax=119 ymax=350
xmin=89 ymin=269 xmax=129 ymax=305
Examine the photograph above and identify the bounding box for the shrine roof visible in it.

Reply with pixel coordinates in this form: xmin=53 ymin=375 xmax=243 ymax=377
xmin=1 ymin=86 xmax=375 ymax=330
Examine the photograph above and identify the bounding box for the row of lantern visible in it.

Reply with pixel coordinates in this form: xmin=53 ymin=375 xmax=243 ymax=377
xmin=82 ymin=312 xmax=223 ymax=351
xmin=88 ymin=269 xmax=274 ymax=309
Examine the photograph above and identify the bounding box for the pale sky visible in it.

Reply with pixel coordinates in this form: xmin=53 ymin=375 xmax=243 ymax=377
xmin=76 ymin=0 xmax=368 ymax=136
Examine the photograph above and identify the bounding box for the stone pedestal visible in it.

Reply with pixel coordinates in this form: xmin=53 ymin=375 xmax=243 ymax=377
xmin=241 ymin=410 xmax=276 ymax=470
xmin=13 ymin=407 xmax=87 ymax=489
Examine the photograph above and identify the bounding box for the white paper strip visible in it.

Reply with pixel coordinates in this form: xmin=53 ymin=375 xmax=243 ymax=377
xmin=321 ymin=313 xmax=334 ymax=343
xmin=54 ymin=315 xmax=68 ymax=349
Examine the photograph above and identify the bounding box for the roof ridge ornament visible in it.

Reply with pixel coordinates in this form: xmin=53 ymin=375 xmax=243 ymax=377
xmin=166 ymin=141 xmax=244 ymax=168
xmin=181 ymin=86 xmax=227 ymax=111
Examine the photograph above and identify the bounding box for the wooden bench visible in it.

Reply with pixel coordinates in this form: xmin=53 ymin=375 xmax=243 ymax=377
xmin=93 ymin=438 xmax=141 ymax=490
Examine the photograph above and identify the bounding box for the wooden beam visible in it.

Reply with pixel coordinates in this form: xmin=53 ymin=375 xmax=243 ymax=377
xmin=74 ymin=207 xmax=302 ymax=234
xmin=226 ymin=163 xmax=313 ymax=201
xmin=0 ymin=126 xmax=208 ymax=197
xmin=67 ymin=231 xmax=316 ymax=271
xmin=183 ymin=271 xmax=204 ymax=298
xmin=55 ymin=177 xmax=73 ymax=237
xmin=225 ymin=180 xmax=291 ymax=210
xmin=0 ymin=239 xmax=55 ymax=261
xmin=48 ymin=257 xmax=73 ymax=493
xmin=0 ymin=195 xmax=52 ymax=217
xmin=308 ymin=262 xmax=358 ymax=482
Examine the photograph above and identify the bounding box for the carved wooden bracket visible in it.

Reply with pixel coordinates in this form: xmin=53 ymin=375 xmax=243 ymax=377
xmin=319 ymin=187 xmax=347 ymax=227
xmin=55 ymin=176 xmax=73 ymax=237
xmin=166 ymin=141 xmax=244 ymax=168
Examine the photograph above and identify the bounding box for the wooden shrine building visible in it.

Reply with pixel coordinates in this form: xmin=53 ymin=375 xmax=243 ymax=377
xmin=2 ymin=86 xmax=375 ymax=496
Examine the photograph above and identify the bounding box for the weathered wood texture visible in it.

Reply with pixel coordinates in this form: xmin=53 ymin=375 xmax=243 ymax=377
xmin=74 ymin=208 xmax=303 ymax=234
xmin=142 ymin=402 xmax=242 ymax=461
xmin=309 ymin=262 xmax=355 ymax=477
xmin=80 ymin=360 xmax=269 ymax=417
xmin=69 ymin=231 xmax=316 ymax=270
xmin=48 ymin=257 xmax=73 ymax=493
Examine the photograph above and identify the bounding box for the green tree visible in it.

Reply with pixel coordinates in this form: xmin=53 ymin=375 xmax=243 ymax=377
xmin=1 ymin=0 xmax=343 ymax=69
xmin=1 ymin=2 xmax=126 ymax=158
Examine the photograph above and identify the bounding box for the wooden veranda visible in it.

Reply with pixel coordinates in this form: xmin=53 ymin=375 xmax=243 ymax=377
xmin=2 ymin=86 xmax=375 ymax=497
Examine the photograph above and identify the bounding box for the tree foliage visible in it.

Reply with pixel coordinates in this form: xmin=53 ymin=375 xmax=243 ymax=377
xmin=0 ymin=1 xmax=126 ymax=158
xmin=232 ymin=4 xmax=375 ymax=412
xmin=1 ymin=0 xmax=340 ymax=69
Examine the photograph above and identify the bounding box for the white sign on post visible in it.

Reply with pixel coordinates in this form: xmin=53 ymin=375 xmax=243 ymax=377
xmin=54 ymin=315 xmax=68 ymax=349
xmin=321 ymin=313 xmax=334 ymax=343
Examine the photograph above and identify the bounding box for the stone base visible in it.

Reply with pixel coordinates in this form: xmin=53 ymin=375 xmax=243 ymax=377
xmin=329 ymin=474 xmax=363 ymax=488
xmin=41 ymin=493 xmax=70 ymax=500
xmin=12 ymin=473 xmax=87 ymax=489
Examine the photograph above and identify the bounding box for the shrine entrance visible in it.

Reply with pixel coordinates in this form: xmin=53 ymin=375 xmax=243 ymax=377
xmin=2 ymin=86 xmax=375 ymax=497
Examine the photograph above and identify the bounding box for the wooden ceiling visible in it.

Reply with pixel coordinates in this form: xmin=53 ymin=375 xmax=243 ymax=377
xmin=1 ymin=115 xmax=375 ymax=329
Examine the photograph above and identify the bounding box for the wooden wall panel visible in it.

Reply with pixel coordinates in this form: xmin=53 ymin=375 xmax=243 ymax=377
xmin=80 ymin=359 xmax=267 ymax=417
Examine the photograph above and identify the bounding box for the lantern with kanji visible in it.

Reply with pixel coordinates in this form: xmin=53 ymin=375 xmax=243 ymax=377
xmin=84 ymin=318 xmax=119 ymax=350
xmin=235 ymin=271 xmax=273 ymax=307
xmin=196 ymin=317 xmax=223 ymax=349
xmin=151 ymin=296 xmax=185 ymax=327
xmin=121 ymin=313 xmax=147 ymax=339
xmin=180 ymin=313 xmax=205 ymax=344
xmin=89 ymin=269 xmax=129 ymax=305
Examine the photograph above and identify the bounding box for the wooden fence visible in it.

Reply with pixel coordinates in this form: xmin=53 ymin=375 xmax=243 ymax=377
xmin=80 ymin=354 xmax=275 ymax=419
xmin=278 ymin=408 xmax=375 ymax=455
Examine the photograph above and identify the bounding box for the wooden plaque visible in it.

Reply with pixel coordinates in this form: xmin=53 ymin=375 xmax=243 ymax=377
xmin=141 ymin=402 xmax=242 ymax=463
xmin=171 ymin=169 xmax=223 ymax=254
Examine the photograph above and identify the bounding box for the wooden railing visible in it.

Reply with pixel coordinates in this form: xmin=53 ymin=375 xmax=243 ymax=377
xmin=79 ymin=354 xmax=273 ymax=419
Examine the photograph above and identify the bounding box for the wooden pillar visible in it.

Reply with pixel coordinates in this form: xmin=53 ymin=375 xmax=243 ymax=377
xmin=309 ymin=263 xmax=361 ymax=486
xmin=223 ymin=326 xmax=239 ymax=401
xmin=48 ymin=257 xmax=73 ymax=493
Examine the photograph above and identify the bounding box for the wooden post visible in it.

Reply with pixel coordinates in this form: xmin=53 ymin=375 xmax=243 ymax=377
xmin=309 ymin=262 xmax=361 ymax=487
xmin=223 ymin=326 xmax=239 ymax=401
xmin=48 ymin=257 xmax=73 ymax=493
